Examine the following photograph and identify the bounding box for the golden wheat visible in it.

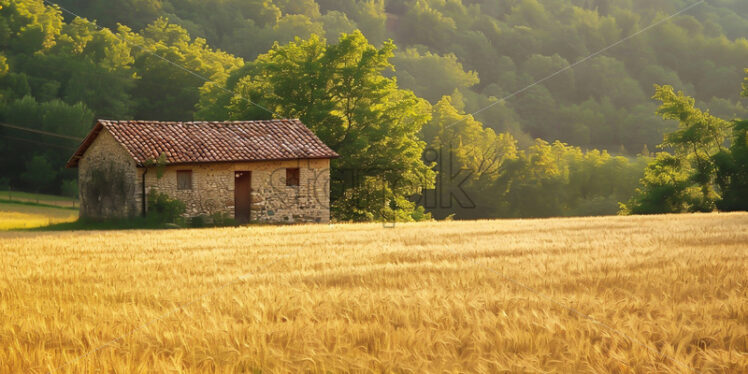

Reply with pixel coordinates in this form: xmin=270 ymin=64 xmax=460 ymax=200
xmin=0 ymin=203 xmax=77 ymax=230
xmin=0 ymin=213 xmax=746 ymax=373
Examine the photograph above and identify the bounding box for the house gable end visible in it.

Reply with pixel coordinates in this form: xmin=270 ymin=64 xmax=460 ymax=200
xmin=66 ymin=121 xmax=139 ymax=168
xmin=77 ymin=128 xmax=140 ymax=218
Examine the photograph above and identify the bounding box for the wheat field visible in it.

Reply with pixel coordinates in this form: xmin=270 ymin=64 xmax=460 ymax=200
xmin=0 ymin=213 xmax=746 ymax=373
xmin=0 ymin=203 xmax=77 ymax=230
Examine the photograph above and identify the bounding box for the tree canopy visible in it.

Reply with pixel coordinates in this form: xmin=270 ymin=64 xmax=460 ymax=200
xmin=199 ymin=31 xmax=435 ymax=220
xmin=622 ymin=78 xmax=748 ymax=214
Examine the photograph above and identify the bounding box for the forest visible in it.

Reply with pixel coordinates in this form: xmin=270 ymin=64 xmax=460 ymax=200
xmin=0 ymin=0 xmax=746 ymax=220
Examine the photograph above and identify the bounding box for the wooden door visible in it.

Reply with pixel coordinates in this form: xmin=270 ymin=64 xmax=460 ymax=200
xmin=234 ymin=171 xmax=251 ymax=224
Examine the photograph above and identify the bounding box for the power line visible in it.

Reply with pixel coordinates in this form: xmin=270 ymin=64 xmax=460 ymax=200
xmin=443 ymin=0 xmax=706 ymax=132
xmin=0 ymin=123 xmax=84 ymax=141
xmin=3 ymin=135 xmax=78 ymax=150
xmin=41 ymin=0 xmax=278 ymax=118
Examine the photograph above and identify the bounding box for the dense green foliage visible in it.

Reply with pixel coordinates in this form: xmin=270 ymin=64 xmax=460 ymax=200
xmin=622 ymin=75 xmax=748 ymax=214
xmin=0 ymin=0 xmax=241 ymax=197
xmin=423 ymin=95 xmax=649 ymax=219
xmin=50 ymin=0 xmax=748 ymax=150
xmin=714 ymin=120 xmax=748 ymax=211
xmin=199 ymin=31 xmax=436 ymax=220
xmin=147 ymin=189 xmax=186 ymax=223
xmin=1 ymin=0 xmax=746 ymax=220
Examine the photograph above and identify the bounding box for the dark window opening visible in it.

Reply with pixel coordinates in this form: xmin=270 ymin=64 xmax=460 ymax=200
xmin=286 ymin=167 xmax=300 ymax=187
xmin=177 ymin=170 xmax=192 ymax=190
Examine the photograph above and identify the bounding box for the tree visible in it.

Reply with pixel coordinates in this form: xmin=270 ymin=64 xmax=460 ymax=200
xmin=0 ymin=54 xmax=8 ymax=77
xmin=395 ymin=0 xmax=456 ymax=51
xmin=512 ymin=85 xmax=558 ymax=140
xmin=622 ymin=79 xmax=747 ymax=215
xmin=574 ymin=56 xmax=645 ymax=108
xmin=494 ymin=139 xmax=568 ymax=218
xmin=522 ymin=53 xmax=575 ymax=99
xmin=713 ymin=74 xmax=748 ymax=211
xmin=199 ymin=31 xmax=435 ymax=221
xmin=391 ymin=48 xmax=479 ymax=103
xmin=21 ymin=155 xmax=56 ymax=194
xmin=424 ymin=96 xmax=517 ymax=180
xmin=421 ymin=96 xmax=518 ymax=219
xmin=507 ymin=0 xmax=549 ymax=28
xmin=0 ymin=0 xmax=64 ymax=53
xmin=620 ymin=153 xmax=699 ymax=214
xmin=128 ymin=18 xmax=243 ymax=120
xmin=653 ymin=85 xmax=730 ymax=209
xmin=713 ymin=120 xmax=748 ymax=211
xmin=40 ymin=99 xmax=94 ymax=137
xmin=319 ymin=10 xmax=357 ymax=41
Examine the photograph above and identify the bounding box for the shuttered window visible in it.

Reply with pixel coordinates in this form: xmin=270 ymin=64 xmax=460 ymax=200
xmin=177 ymin=170 xmax=192 ymax=190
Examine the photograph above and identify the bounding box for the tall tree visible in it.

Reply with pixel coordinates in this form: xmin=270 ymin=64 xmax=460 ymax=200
xmin=622 ymin=79 xmax=748 ymax=215
xmin=199 ymin=31 xmax=435 ymax=221
xmin=713 ymin=70 xmax=748 ymax=211
xmin=421 ymin=95 xmax=519 ymax=219
xmin=652 ymin=84 xmax=730 ymax=209
xmin=713 ymin=120 xmax=748 ymax=211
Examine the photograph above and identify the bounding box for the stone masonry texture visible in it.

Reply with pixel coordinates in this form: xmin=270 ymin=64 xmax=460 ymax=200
xmin=78 ymin=128 xmax=331 ymax=223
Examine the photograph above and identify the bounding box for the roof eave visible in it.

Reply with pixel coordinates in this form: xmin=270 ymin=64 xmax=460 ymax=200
xmin=65 ymin=121 xmax=104 ymax=168
xmin=67 ymin=119 xmax=341 ymax=168
xmin=135 ymin=154 xmax=339 ymax=168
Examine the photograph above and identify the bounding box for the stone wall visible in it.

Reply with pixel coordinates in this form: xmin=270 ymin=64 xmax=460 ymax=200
xmin=77 ymin=128 xmax=332 ymax=223
xmin=245 ymin=159 xmax=331 ymax=223
xmin=78 ymin=130 xmax=139 ymax=219
xmin=139 ymin=158 xmax=331 ymax=223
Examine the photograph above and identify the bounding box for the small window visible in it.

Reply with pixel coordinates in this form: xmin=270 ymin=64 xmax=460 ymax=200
xmin=177 ymin=170 xmax=192 ymax=190
xmin=286 ymin=167 xmax=300 ymax=187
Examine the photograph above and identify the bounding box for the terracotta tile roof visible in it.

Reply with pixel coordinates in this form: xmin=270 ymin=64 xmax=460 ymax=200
xmin=66 ymin=119 xmax=339 ymax=167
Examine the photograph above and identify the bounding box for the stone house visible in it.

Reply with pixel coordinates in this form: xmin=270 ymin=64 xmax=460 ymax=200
xmin=66 ymin=119 xmax=339 ymax=223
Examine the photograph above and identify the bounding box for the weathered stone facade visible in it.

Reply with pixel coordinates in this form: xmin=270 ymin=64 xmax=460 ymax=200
xmin=77 ymin=130 xmax=139 ymax=218
xmin=77 ymin=127 xmax=331 ymax=223
xmin=138 ymin=158 xmax=331 ymax=223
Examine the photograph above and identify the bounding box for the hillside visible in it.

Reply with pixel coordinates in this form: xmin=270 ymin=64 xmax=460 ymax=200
xmin=1 ymin=213 xmax=746 ymax=372
xmin=52 ymin=0 xmax=748 ymax=149
xmin=1 ymin=0 xmax=747 ymax=220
